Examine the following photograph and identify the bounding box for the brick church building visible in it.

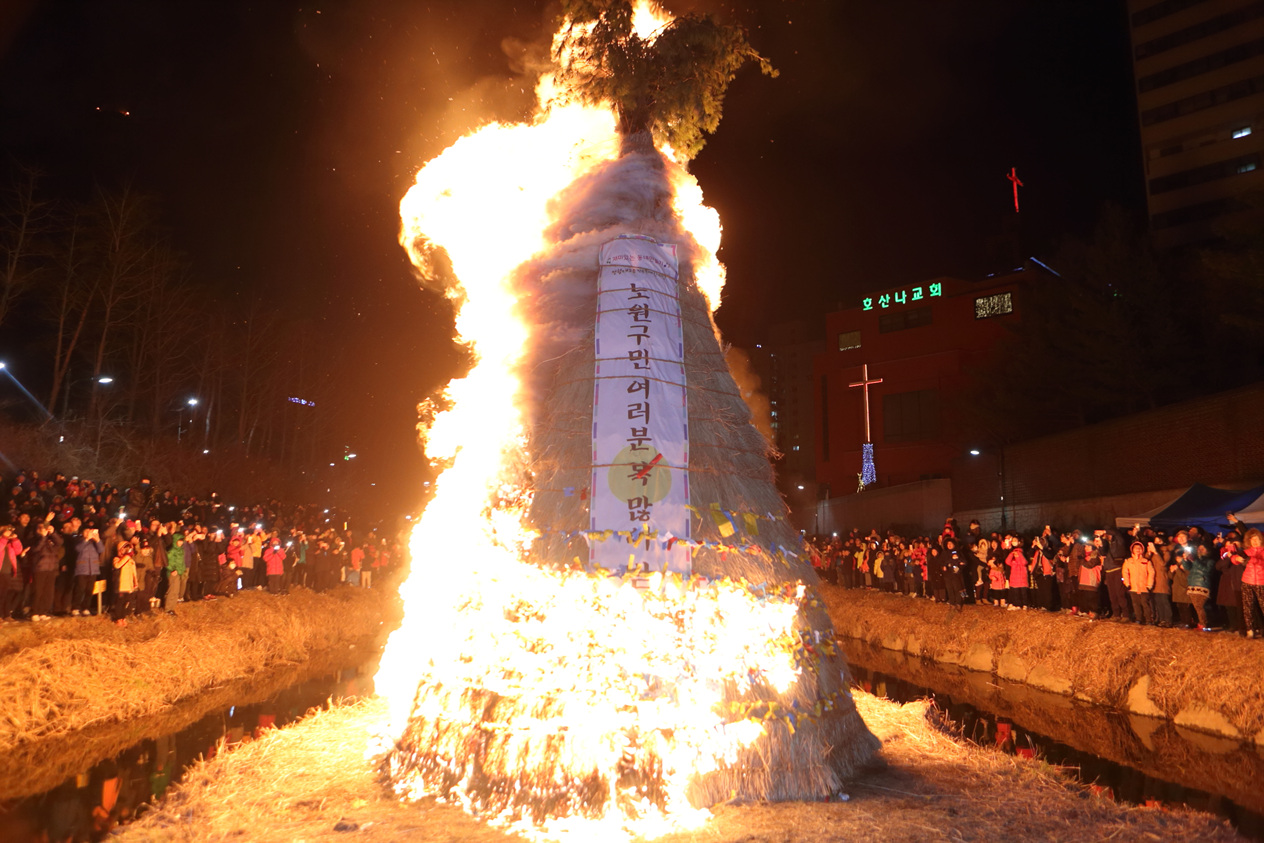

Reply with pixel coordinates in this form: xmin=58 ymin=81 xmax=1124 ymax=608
xmin=812 ymin=261 xmax=1058 ymax=501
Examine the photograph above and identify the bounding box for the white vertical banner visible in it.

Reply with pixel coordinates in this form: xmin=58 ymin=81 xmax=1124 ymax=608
xmin=589 ymin=235 xmax=690 ymax=574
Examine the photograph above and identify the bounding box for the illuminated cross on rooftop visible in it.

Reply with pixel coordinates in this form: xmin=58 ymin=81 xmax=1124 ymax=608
xmin=1007 ymin=167 xmax=1023 ymax=213
xmin=848 ymin=363 xmax=883 ymax=443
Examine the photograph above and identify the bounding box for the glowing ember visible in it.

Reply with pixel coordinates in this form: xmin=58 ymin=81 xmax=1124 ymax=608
xmin=374 ymin=3 xmax=844 ymax=840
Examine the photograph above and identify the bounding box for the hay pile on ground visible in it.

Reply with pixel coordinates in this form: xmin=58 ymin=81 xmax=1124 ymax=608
xmin=0 ymin=587 xmax=394 ymax=759
xmin=822 ymin=587 xmax=1264 ymax=740
xmin=845 ymin=639 xmax=1264 ymax=819
xmin=0 ymin=646 xmax=369 ymax=802
xmin=118 ymin=690 xmax=1243 ymax=842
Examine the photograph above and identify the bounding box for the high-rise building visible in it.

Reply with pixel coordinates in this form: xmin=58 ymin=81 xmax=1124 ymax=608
xmin=1128 ymin=0 xmax=1264 ymax=246
xmin=747 ymin=321 xmax=824 ymax=529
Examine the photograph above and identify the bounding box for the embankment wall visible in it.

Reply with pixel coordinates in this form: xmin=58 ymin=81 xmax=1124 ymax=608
xmin=822 ymin=588 xmax=1264 ymax=746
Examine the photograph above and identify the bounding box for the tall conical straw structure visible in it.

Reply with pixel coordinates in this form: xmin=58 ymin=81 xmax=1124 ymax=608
xmin=524 ymin=134 xmax=879 ymax=805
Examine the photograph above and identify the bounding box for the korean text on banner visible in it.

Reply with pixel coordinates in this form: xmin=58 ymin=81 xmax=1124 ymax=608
xmin=590 ymin=235 xmax=690 ymax=574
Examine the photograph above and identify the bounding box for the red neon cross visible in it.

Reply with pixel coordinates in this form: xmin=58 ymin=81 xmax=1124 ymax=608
xmin=1007 ymin=167 xmax=1023 ymax=213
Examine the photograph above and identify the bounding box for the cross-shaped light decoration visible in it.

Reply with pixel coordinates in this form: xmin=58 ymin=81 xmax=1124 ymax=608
xmin=849 ymin=364 xmax=883 ymax=490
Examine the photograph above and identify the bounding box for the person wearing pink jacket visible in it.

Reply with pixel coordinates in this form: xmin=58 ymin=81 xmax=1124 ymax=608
xmin=1004 ymin=537 xmax=1031 ymax=610
xmin=1229 ymin=515 xmax=1264 ymax=639
xmin=0 ymin=524 xmax=24 ymax=622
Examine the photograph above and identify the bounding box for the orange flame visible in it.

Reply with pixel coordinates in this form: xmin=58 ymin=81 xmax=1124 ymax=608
xmin=376 ymin=3 xmax=760 ymax=839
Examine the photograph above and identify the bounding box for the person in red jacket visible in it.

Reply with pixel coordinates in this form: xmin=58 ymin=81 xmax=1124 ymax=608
xmin=263 ymin=538 xmax=286 ymax=595
xmin=224 ymin=529 xmax=246 ymax=593
xmin=1003 ymin=536 xmax=1031 ymax=610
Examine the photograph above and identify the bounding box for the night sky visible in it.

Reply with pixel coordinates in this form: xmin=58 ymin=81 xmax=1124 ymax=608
xmin=0 ymin=0 xmax=1142 ymax=513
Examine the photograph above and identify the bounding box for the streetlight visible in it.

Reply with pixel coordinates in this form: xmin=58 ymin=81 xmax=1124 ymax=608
xmin=97 ymin=376 xmax=114 ymax=385
xmin=177 ymin=397 xmax=200 ymax=442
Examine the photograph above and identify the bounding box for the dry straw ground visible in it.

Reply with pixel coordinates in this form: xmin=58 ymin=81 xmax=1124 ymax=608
xmin=0 ymin=586 xmax=394 ymax=799
xmin=822 ymin=587 xmax=1264 ymax=739
xmin=845 ymin=640 xmax=1264 ymax=820
xmin=118 ymin=692 xmax=1244 ymax=843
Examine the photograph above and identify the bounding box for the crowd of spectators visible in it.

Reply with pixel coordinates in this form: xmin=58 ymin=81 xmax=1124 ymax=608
xmin=808 ymin=515 xmax=1264 ymax=637
xmin=0 ymin=468 xmax=401 ymax=627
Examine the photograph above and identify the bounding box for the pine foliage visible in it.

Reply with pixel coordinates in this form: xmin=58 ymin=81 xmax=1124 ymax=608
xmin=555 ymin=0 xmax=775 ymax=160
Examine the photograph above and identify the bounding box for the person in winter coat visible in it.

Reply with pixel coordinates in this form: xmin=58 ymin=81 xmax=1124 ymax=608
xmin=1147 ymin=537 xmax=1173 ymax=627
xmin=1077 ymin=547 xmax=1103 ymax=618
xmin=225 ymin=530 xmax=246 ymax=593
xmin=133 ymin=535 xmax=155 ymax=614
xmin=1216 ymin=541 xmax=1246 ymax=633
xmin=1004 ymin=537 xmax=1031 ymax=610
xmin=973 ymin=538 xmax=992 ymax=604
xmin=941 ymin=539 xmax=966 ymax=606
xmin=1169 ymin=547 xmax=1194 ymax=628
xmin=164 ymin=532 xmax=188 ymax=613
xmin=244 ymin=527 xmax=264 ymax=589
xmin=1031 ymin=528 xmax=1058 ymax=611
xmin=29 ymin=521 xmax=63 ymax=620
xmin=1122 ymin=542 xmax=1156 ymax=625
xmin=988 ymin=553 xmax=1008 ymax=606
xmin=263 ymin=538 xmax=286 ymax=594
xmin=1228 ymin=516 xmax=1264 ymax=639
xmin=111 ymin=540 xmax=139 ymax=625
xmin=312 ymin=538 xmax=333 ymax=592
xmin=200 ymin=528 xmax=227 ymax=599
xmin=1097 ymin=531 xmax=1131 ymax=622
xmin=1183 ymin=544 xmax=1215 ymax=630
xmin=72 ymin=527 xmax=105 ymax=616
xmin=347 ymin=542 xmax=363 ymax=587
xmin=0 ymin=524 xmax=23 ymax=622
xmin=925 ymin=544 xmax=946 ymax=601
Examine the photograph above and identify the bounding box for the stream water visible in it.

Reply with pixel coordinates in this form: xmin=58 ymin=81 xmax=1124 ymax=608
xmin=840 ymin=637 xmax=1264 ymax=840
xmin=0 ymin=652 xmax=379 ymax=842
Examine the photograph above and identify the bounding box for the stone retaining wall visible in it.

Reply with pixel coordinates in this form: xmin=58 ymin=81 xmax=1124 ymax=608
xmin=820 ymin=587 xmax=1264 ymax=746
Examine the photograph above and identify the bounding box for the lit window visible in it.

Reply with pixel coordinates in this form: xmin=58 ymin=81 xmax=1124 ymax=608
xmin=837 ymin=330 xmax=861 ymax=351
xmin=1238 ymin=161 xmax=1258 ymax=174
xmin=974 ymin=292 xmax=1013 ymax=319
xmin=1234 ymin=126 xmax=1253 ymax=139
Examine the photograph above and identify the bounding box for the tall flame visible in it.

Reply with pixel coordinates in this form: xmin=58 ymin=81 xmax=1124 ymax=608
xmin=375 ymin=4 xmax=779 ymax=839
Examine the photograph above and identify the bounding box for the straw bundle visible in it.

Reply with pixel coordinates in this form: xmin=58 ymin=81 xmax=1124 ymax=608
xmin=384 ymin=135 xmax=876 ymax=821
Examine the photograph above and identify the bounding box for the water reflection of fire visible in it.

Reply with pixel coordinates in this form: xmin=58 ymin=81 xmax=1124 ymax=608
xmin=373 ymin=3 xmax=871 ymax=840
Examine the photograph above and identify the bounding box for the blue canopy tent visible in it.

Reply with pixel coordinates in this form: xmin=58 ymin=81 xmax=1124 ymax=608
xmin=1114 ymin=484 xmax=1264 ymax=533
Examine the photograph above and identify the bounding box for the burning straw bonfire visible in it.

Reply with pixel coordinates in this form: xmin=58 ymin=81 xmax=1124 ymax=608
xmin=373 ymin=2 xmax=878 ymax=838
